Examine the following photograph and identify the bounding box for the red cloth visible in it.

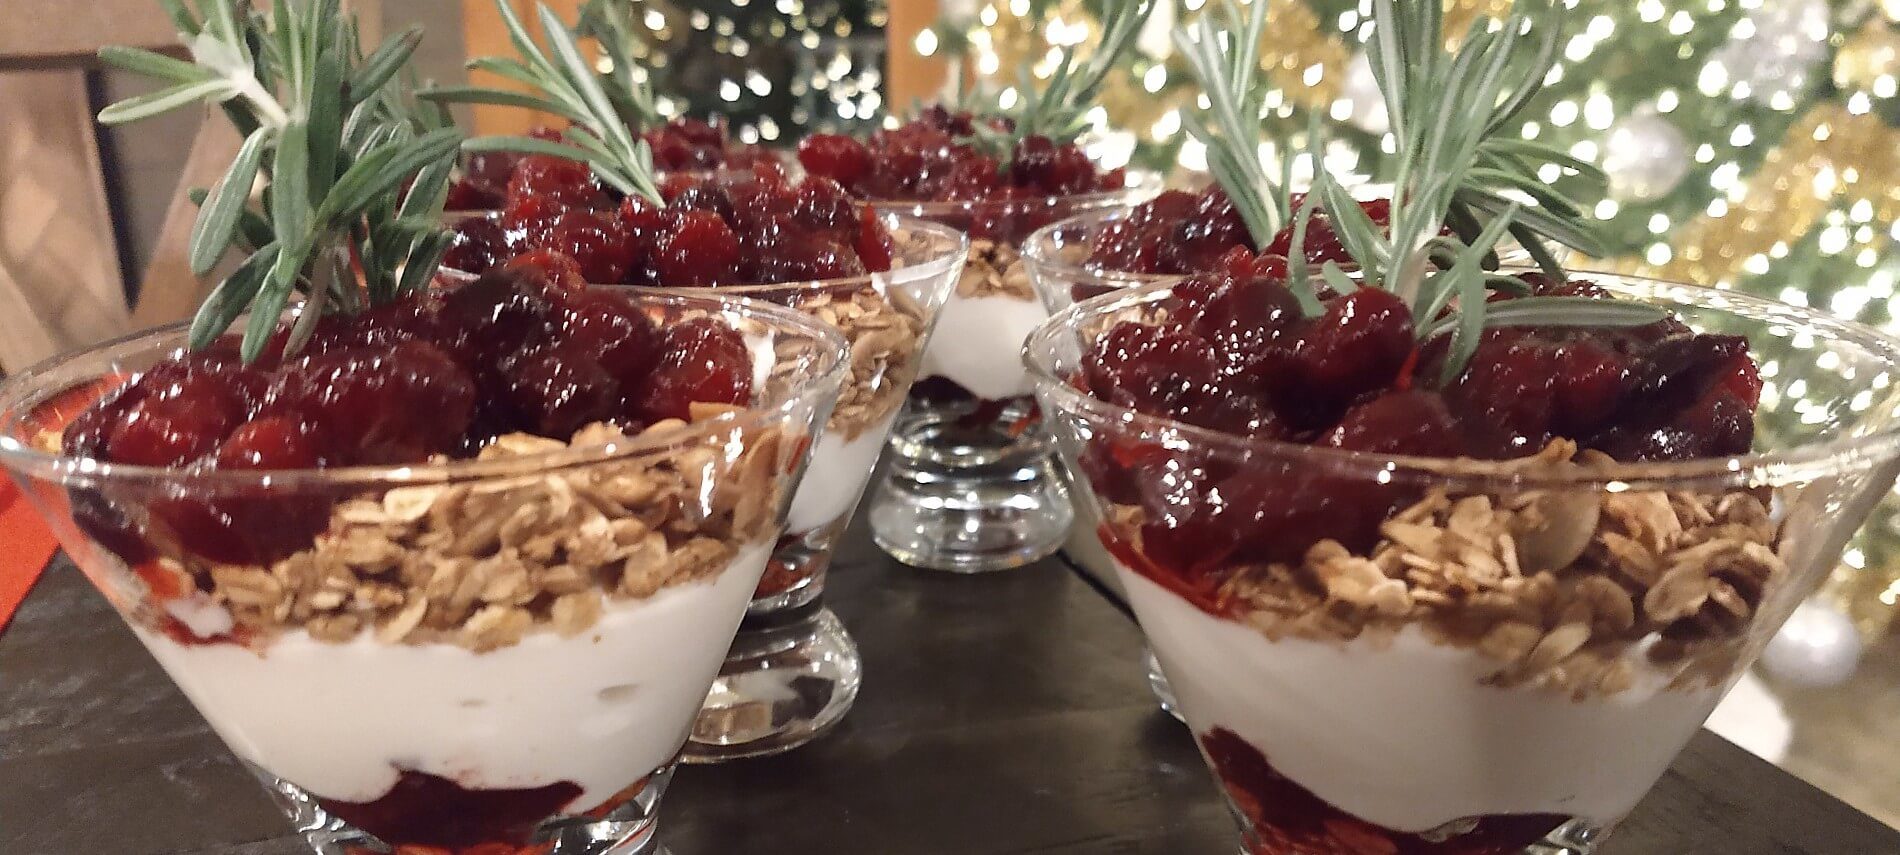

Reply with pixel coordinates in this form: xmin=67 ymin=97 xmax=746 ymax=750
xmin=0 ymin=479 xmax=58 ymax=634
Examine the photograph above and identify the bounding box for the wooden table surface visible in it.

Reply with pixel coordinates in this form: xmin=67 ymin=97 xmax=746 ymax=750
xmin=3 ymin=519 xmax=1896 ymax=855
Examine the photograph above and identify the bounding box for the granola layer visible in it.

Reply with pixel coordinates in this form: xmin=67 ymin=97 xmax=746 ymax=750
xmin=792 ymin=284 xmax=926 ymax=442
xmin=958 ymin=239 xmax=1035 ymax=300
xmin=1105 ymin=441 xmax=1784 ymax=698
xmin=136 ymin=412 xmax=787 ymax=652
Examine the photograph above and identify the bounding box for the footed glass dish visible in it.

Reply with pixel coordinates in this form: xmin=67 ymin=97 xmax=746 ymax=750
xmin=1028 ymin=273 xmax=1900 ymax=854
xmin=0 ymin=292 xmax=847 ymax=855
xmin=866 ymin=173 xmax=1158 ymax=573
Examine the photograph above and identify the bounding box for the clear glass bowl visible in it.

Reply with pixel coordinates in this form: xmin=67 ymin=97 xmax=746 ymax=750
xmin=1021 ymin=206 xmax=1188 ymax=314
xmin=1021 ymin=185 xmax=1526 ymax=316
xmin=1026 ymin=273 xmax=1900 ymax=854
xmin=0 ymin=292 xmax=847 ymax=855
xmin=865 ymin=172 xmax=1163 ymax=574
xmin=442 ymin=213 xmax=965 ymax=759
xmin=878 ymin=171 xmax=1162 ymax=406
xmin=616 ymin=213 xmax=967 ymax=761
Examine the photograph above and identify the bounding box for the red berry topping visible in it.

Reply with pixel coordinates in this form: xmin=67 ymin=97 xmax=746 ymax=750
xmin=61 ymin=262 xmax=759 ymax=569
xmin=1075 ymin=270 xmax=1762 ymax=576
xmin=216 ymin=417 xmax=326 ymax=469
xmin=502 ymin=339 xmax=623 ymax=438
xmin=269 ymin=340 xmax=477 ymax=465
xmin=796 ymin=133 xmax=875 ymax=186
xmin=561 ymin=290 xmax=660 ymax=377
xmin=506 ymin=154 xmax=603 ymax=210
xmin=634 ymin=316 xmax=754 ymax=421
xmin=795 ymin=106 xmax=1124 ymax=241
xmin=654 ymin=210 xmax=742 ymax=286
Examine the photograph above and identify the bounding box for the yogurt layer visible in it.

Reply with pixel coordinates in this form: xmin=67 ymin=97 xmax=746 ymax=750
xmin=1119 ymin=566 xmax=1724 ymax=832
xmin=919 ymin=292 xmax=1049 ymax=402
xmin=787 ymin=410 xmax=899 ymax=534
xmin=134 ymin=541 xmax=772 ymax=811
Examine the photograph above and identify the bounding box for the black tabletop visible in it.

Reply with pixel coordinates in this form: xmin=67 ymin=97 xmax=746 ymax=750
xmin=2 ymin=520 xmax=1896 ymax=855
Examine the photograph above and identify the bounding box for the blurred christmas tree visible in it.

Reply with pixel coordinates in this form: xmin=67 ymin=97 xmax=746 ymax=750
xmin=934 ymin=0 xmax=1900 ymax=634
xmin=606 ymin=0 xmax=889 ymax=143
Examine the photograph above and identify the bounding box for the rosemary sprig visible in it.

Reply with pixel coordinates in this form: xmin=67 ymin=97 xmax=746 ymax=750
xmin=1179 ymin=0 xmax=1663 ymax=382
xmin=1171 ymin=0 xmax=1284 ymax=239
xmin=98 ymin=0 xmax=461 ymax=362
xmin=422 ymin=0 xmax=664 ymax=205
xmin=575 ymin=0 xmax=661 ymax=131
xmin=962 ymin=0 xmax=1157 ymax=168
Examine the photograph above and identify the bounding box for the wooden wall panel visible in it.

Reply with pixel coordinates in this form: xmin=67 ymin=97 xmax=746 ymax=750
xmin=887 ymin=0 xmax=948 ymax=109
xmin=462 ymin=0 xmax=585 ymax=135
xmin=0 ymin=71 xmax=133 ymax=372
xmin=1 ymin=0 xmax=178 ymax=69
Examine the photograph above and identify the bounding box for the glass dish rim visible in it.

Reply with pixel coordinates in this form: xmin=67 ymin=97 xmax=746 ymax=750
xmin=1025 ymin=269 xmax=1900 ymax=490
xmin=859 ymin=168 xmax=1164 ymax=218
xmin=439 ymin=212 xmax=969 ymax=294
xmin=1020 ymin=188 xmax=1536 ymax=290
xmin=0 ymin=290 xmax=849 ymax=490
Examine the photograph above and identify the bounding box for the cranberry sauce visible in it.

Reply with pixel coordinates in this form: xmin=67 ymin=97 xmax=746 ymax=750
xmin=1087 ymin=187 xmax=1390 ymax=277
xmin=444 ymin=145 xmax=895 ymax=286
xmin=324 ymin=769 xmax=581 ymax=852
xmin=447 ymin=118 xmax=776 ymax=210
xmin=59 ymin=255 xmax=755 ymax=575
xmin=1077 ymin=269 xmax=1759 ymax=578
xmin=797 ymin=105 xmax=1128 ymax=242
xmin=1203 ymin=728 xmax=1566 ymax=855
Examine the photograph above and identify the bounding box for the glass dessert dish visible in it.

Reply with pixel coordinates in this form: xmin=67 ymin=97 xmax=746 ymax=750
xmin=440 ymin=158 xmax=967 ymax=758
xmin=1028 ymin=273 xmax=1900 ymax=854
xmin=863 ymin=175 xmax=1159 ymax=573
xmin=1026 ymin=188 xmax=1531 ymax=724
xmin=0 ymin=291 xmax=848 ymax=855
xmin=634 ymin=213 xmax=965 ymax=761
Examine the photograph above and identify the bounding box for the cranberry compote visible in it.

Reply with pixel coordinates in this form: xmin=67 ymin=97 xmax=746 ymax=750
xmin=58 ymin=254 xmax=755 ymax=568
xmin=796 ymin=105 xmax=1127 ymax=241
xmin=1087 ymin=188 xmax=1394 ymax=277
xmin=447 ymin=119 xmax=777 ymax=210
xmin=1203 ymin=729 xmax=1566 ymax=855
xmin=1076 ymin=269 xmax=1758 ymax=569
xmin=444 ymin=152 xmax=896 ymax=286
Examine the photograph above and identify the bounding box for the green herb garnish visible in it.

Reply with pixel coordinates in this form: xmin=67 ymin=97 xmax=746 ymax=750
xmin=422 ymin=0 xmax=664 ymax=205
xmin=1179 ymin=0 xmax=1664 ymax=381
xmin=97 ymin=0 xmax=462 ymax=362
xmin=961 ymin=0 xmax=1158 ymax=168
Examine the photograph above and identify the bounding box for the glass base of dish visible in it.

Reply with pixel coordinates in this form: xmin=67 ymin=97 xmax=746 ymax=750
xmin=682 ymin=606 xmax=862 ymax=763
xmin=249 ymin=760 xmax=674 ymax=854
xmin=1142 ymin=647 xmax=1184 ymax=723
xmin=1525 ymin=820 xmax=1605 ymax=854
xmin=870 ymin=407 xmax=1073 ymax=573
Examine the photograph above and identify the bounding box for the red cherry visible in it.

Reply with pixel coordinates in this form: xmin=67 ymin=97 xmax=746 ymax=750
xmin=633 ymin=317 xmax=755 ymax=421
xmin=653 ymin=210 xmax=742 ymax=285
xmin=855 ymin=206 xmax=895 ymax=273
xmin=216 ymin=417 xmax=326 ymax=469
xmin=269 ymin=340 xmax=476 ymax=465
xmin=443 ymin=216 xmax=515 ymax=275
xmin=561 ymin=291 xmax=660 ymax=378
xmin=104 ymin=388 xmax=241 ymax=466
xmin=505 ymin=154 xmax=602 ymax=210
xmin=502 ymin=339 xmax=623 ymax=437
xmin=797 ymin=133 xmax=875 ymax=187
xmin=537 ymin=211 xmax=635 ymax=284
xmin=1323 ymin=390 xmax=1466 ymax=457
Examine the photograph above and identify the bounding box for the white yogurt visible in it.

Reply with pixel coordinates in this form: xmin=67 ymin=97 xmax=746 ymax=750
xmin=133 ymin=542 xmax=772 ymax=811
xmin=918 ymin=292 xmax=1049 ymax=402
xmin=1119 ymin=566 xmax=1725 ymax=832
xmin=787 ymin=410 xmax=899 ymax=535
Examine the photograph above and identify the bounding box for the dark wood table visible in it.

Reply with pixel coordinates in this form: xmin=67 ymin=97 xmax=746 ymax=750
xmin=3 ymin=519 xmax=1896 ymax=854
